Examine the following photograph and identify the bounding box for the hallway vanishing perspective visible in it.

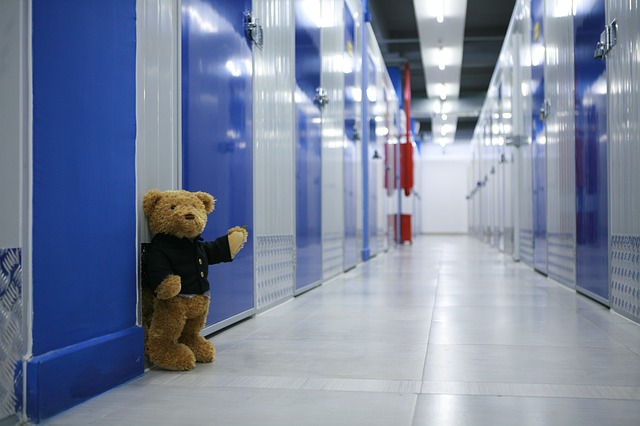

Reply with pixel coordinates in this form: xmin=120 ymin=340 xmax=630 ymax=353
xmin=42 ymin=236 xmax=640 ymax=425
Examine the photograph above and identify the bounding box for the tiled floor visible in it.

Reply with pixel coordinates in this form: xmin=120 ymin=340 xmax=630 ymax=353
xmin=41 ymin=236 xmax=640 ymax=425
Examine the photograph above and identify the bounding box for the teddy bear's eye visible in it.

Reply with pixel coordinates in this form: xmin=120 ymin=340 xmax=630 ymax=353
xmin=170 ymin=205 xmax=176 ymax=210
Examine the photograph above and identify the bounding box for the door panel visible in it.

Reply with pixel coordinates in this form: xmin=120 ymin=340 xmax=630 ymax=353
xmin=344 ymin=2 xmax=358 ymax=270
xmin=295 ymin=0 xmax=323 ymax=292
xmin=182 ymin=0 xmax=254 ymax=326
xmin=531 ymin=0 xmax=548 ymax=274
xmin=574 ymin=0 xmax=608 ymax=302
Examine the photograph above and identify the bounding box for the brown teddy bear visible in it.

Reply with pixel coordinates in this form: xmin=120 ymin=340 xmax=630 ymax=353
xmin=141 ymin=189 xmax=248 ymax=371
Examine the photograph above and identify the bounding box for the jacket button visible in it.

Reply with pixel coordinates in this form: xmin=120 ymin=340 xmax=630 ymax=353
xmin=200 ymin=271 xmax=204 ymax=278
xmin=199 ymin=258 xmax=203 ymax=265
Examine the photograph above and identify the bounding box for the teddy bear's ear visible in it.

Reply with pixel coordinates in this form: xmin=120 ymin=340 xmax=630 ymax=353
xmin=143 ymin=189 xmax=163 ymax=217
xmin=195 ymin=191 xmax=215 ymax=213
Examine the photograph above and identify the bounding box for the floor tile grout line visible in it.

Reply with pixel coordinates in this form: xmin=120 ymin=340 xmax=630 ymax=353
xmin=135 ymin=374 xmax=640 ymax=401
xmin=412 ymin=248 xmax=444 ymax=426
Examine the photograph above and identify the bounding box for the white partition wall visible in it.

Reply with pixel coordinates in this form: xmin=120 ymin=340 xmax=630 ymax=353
xmin=469 ymin=0 xmax=534 ymax=265
xmin=136 ymin=0 xmax=182 ymax=245
xmin=367 ymin=27 xmax=389 ymax=254
xmin=0 ymin=1 xmax=27 ymax=421
xmin=422 ymin=145 xmax=470 ymax=234
xmin=514 ymin=2 xmax=534 ymax=266
xmin=607 ymin=0 xmax=640 ymax=322
xmin=321 ymin=0 xmax=346 ymax=279
xmin=499 ymin=67 xmax=515 ymax=255
xmin=252 ymin=0 xmax=296 ymax=311
xmin=544 ymin=0 xmax=576 ymax=287
xmin=346 ymin=0 xmax=364 ymax=259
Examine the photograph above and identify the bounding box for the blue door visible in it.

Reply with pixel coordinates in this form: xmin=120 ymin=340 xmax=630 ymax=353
xmin=295 ymin=0 xmax=323 ymax=293
xmin=343 ymin=2 xmax=358 ymax=270
xmin=531 ymin=0 xmax=548 ymax=274
xmin=574 ymin=0 xmax=609 ymax=302
xmin=182 ymin=0 xmax=254 ymax=327
xmin=367 ymin=55 xmax=378 ymax=256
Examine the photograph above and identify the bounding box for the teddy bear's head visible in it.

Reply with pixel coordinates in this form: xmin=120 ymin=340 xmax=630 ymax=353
xmin=143 ymin=189 xmax=215 ymax=239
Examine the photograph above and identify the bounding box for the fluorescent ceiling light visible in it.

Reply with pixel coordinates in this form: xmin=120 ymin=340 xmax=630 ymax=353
xmin=436 ymin=0 xmax=444 ymax=22
xmin=438 ymin=47 xmax=446 ymax=70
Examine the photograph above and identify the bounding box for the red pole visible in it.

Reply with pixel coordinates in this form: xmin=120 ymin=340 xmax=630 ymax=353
xmin=402 ymin=63 xmax=413 ymax=197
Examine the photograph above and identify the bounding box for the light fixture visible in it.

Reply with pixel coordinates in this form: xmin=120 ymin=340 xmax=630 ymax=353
xmin=441 ymin=113 xmax=448 ymax=121
xmin=438 ymin=47 xmax=446 ymax=70
xmin=436 ymin=0 xmax=444 ymax=23
xmin=439 ymin=83 xmax=447 ymax=100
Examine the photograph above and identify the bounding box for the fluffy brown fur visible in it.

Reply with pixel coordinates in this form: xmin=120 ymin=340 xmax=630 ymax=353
xmin=142 ymin=189 xmax=247 ymax=371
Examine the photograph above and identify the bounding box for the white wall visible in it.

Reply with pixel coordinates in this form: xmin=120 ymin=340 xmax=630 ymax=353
xmin=0 ymin=0 xmax=26 ymax=249
xmin=136 ymin=0 xmax=182 ymax=246
xmin=321 ymin=0 xmax=346 ymax=279
xmin=420 ymin=143 xmax=471 ymax=234
xmin=252 ymin=0 xmax=296 ymax=311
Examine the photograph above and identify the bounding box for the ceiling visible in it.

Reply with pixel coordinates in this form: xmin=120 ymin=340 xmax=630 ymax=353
xmin=367 ymin=0 xmax=517 ymax=144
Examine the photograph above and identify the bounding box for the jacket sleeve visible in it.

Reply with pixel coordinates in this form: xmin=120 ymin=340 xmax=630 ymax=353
xmin=203 ymin=234 xmax=233 ymax=265
xmin=144 ymin=248 xmax=175 ymax=293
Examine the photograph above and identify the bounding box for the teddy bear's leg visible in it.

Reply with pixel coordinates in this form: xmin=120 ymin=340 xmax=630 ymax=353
xmin=178 ymin=295 xmax=215 ymax=363
xmin=141 ymin=288 xmax=156 ymax=364
xmin=146 ymin=297 xmax=196 ymax=371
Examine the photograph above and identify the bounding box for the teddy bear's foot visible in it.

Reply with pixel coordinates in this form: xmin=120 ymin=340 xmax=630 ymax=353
xmin=148 ymin=341 xmax=196 ymax=371
xmin=180 ymin=335 xmax=215 ymax=363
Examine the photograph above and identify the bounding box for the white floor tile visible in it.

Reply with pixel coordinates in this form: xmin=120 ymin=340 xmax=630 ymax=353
xmin=41 ymin=236 xmax=640 ymax=426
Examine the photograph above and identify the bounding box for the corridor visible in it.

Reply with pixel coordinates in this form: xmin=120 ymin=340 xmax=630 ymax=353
xmin=42 ymin=236 xmax=640 ymax=425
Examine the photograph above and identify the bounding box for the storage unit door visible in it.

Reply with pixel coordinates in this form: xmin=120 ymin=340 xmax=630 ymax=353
xmin=343 ymin=1 xmax=358 ymax=270
xmin=574 ymin=0 xmax=609 ymax=302
xmin=607 ymin=0 xmax=640 ymax=322
xmin=182 ymin=0 xmax=255 ymax=328
xmin=531 ymin=0 xmax=548 ymax=274
xmin=295 ymin=0 xmax=323 ymax=293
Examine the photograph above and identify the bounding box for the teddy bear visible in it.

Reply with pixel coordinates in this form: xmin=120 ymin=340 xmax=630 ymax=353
xmin=141 ymin=189 xmax=248 ymax=371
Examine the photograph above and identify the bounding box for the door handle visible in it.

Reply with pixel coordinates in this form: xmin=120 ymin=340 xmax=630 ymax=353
xmin=315 ymin=87 xmax=329 ymax=108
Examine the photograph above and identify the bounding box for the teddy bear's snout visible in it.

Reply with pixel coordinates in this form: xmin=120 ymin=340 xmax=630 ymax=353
xmin=184 ymin=214 xmax=196 ymax=220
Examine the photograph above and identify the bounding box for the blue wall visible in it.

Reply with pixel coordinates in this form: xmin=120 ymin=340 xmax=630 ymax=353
xmin=29 ymin=0 xmax=143 ymax=421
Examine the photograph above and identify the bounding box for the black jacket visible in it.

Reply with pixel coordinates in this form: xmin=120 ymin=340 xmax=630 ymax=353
xmin=143 ymin=233 xmax=232 ymax=295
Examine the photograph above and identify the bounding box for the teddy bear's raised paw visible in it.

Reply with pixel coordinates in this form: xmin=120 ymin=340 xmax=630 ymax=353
xmin=227 ymin=226 xmax=248 ymax=259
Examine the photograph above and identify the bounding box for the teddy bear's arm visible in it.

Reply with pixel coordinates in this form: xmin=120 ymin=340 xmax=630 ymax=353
xmin=145 ymin=249 xmax=181 ymax=297
xmin=202 ymin=234 xmax=235 ymax=264
xmin=155 ymin=275 xmax=181 ymax=299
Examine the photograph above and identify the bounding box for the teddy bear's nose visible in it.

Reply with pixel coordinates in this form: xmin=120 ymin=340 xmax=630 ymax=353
xmin=184 ymin=214 xmax=195 ymax=220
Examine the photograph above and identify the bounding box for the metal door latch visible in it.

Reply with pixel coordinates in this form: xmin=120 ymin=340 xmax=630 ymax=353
xmin=244 ymin=11 xmax=263 ymax=49
xmin=539 ymin=98 xmax=551 ymax=120
xmin=594 ymin=19 xmax=617 ymax=60
xmin=315 ymin=87 xmax=329 ymax=108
